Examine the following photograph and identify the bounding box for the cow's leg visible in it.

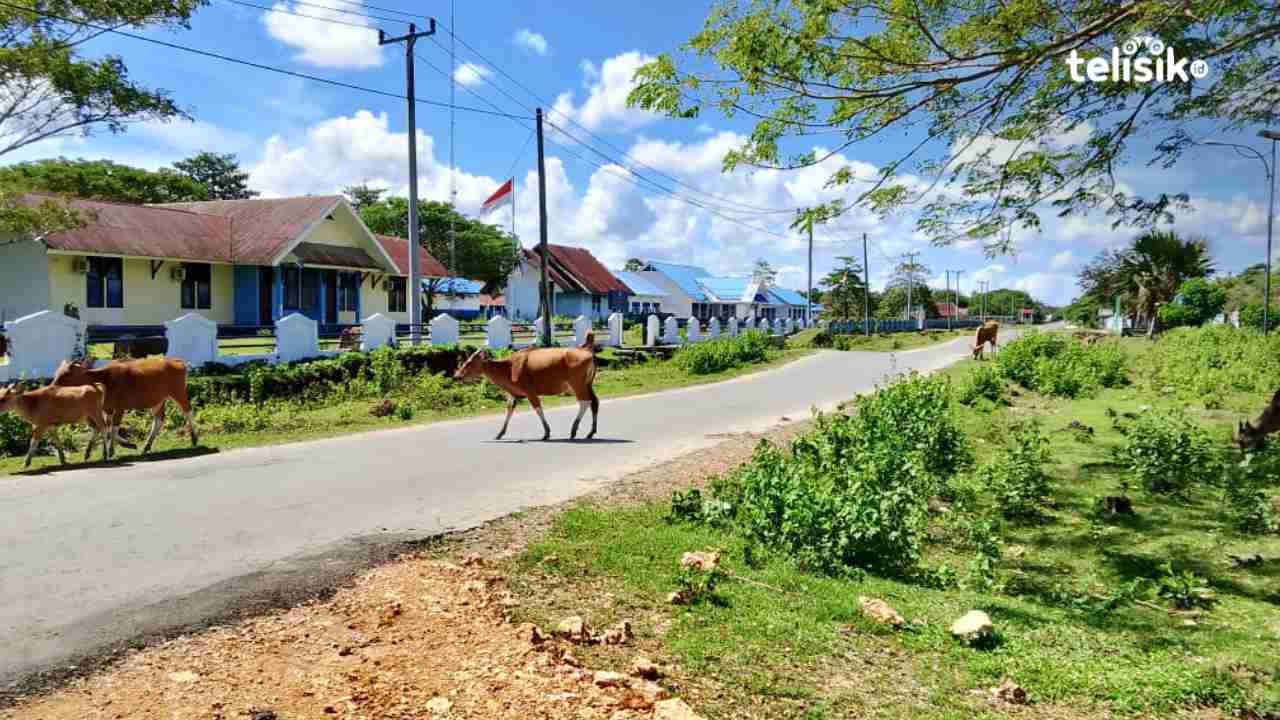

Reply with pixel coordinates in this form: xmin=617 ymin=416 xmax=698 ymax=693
xmin=141 ymin=405 xmax=165 ymax=454
xmin=174 ymin=388 xmax=198 ymax=447
xmin=570 ymin=400 xmax=589 ymax=440
xmin=528 ymin=395 xmax=551 ymax=441
xmin=112 ymin=410 xmax=137 ymax=450
xmin=586 ymin=387 xmax=599 ymax=440
xmin=84 ymin=422 xmax=100 ymax=462
xmin=496 ymin=396 xmax=522 ymax=440
xmin=24 ymin=426 xmax=47 ymax=469
xmin=53 ymin=434 xmax=67 ymax=465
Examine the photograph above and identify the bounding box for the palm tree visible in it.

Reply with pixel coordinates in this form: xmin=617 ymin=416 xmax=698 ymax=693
xmin=1078 ymin=231 xmax=1213 ymax=337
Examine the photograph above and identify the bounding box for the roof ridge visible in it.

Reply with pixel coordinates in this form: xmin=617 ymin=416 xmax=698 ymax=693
xmin=22 ymin=192 xmax=228 ymax=220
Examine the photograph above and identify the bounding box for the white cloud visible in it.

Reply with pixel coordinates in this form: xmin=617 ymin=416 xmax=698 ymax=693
xmin=513 ymin=28 xmax=548 ymax=56
xmin=552 ymin=51 xmax=658 ymax=132
xmin=1050 ymin=250 xmax=1076 ymax=270
xmin=248 ymin=110 xmax=496 ymax=209
xmin=262 ymin=2 xmax=382 ymax=69
xmin=136 ymin=119 xmax=252 ymax=155
xmin=453 ymin=63 xmax=491 ymax=88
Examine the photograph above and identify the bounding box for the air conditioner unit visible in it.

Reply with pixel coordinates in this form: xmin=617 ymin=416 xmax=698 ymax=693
xmin=170 ymin=265 xmax=186 ymax=282
xmin=71 ymin=257 xmax=89 ymax=274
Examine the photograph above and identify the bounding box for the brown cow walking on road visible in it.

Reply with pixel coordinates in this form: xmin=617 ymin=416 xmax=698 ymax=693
xmin=454 ymin=331 xmax=600 ymax=441
xmin=0 ymin=383 xmax=112 ymax=467
xmin=53 ymin=357 xmax=198 ymax=458
xmin=971 ymin=321 xmax=999 ymax=360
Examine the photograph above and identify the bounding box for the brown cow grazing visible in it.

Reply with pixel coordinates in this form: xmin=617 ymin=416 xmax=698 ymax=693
xmin=454 ymin=331 xmax=599 ymax=441
xmin=0 ymin=383 xmax=112 ymax=468
xmin=1237 ymin=389 xmax=1280 ymax=451
xmin=52 ymin=357 xmax=198 ymax=457
xmin=971 ymin=321 xmax=999 ymax=360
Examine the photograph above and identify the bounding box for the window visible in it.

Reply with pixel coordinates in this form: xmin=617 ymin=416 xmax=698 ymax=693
xmin=387 ymin=277 xmax=407 ymax=313
xmin=301 ymin=270 xmax=321 ymax=311
xmin=282 ymin=267 xmax=301 ymax=310
xmin=85 ymin=256 xmax=123 ymax=309
xmin=338 ymin=272 xmax=359 ymax=312
xmin=181 ymin=263 xmax=212 ymax=310
xmin=592 ymin=295 xmax=602 ymax=314
xmin=630 ymin=302 xmax=640 ymax=313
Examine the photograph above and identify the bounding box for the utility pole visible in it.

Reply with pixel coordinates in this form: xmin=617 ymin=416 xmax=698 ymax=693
xmin=945 ymin=270 xmax=952 ymax=331
xmin=806 ymin=223 xmax=813 ymax=327
xmin=862 ymin=232 xmax=870 ymax=336
xmin=448 ymin=0 xmax=457 ymax=283
xmin=902 ymin=251 xmax=920 ymax=325
xmin=379 ymin=20 xmax=437 ymax=343
xmin=535 ymin=108 xmax=552 ymax=347
xmin=954 ymin=270 xmax=964 ymax=327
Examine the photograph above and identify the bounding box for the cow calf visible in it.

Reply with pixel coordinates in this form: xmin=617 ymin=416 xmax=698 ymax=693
xmin=0 ymin=383 xmax=112 ymax=468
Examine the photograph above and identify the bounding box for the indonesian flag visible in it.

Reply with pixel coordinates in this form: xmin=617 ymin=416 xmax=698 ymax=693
xmin=481 ymin=178 xmax=513 ymax=215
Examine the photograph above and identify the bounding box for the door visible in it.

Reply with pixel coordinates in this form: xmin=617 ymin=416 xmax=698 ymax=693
xmin=258 ymin=267 xmax=274 ymax=326
xmin=301 ymin=269 xmax=321 ymax=321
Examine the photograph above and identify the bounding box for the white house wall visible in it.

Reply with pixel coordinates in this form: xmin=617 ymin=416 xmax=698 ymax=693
xmin=505 ymin=263 xmax=543 ymax=321
xmin=0 ymin=240 xmax=51 ymax=324
xmin=637 ymin=270 xmax=693 ymax=317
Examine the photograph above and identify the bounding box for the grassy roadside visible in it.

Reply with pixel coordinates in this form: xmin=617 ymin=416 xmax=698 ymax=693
xmin=791 ymin=328 xmax=972 ymax=353
xmin=0 ymin=346 xmax=814 ymax=476
xmin=506 ymin=333 xmax=1280 ymax=719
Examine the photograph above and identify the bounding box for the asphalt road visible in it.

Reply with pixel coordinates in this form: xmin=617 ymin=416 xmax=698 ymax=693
xmin=0 ymin=329 xmax=1029 ymax=691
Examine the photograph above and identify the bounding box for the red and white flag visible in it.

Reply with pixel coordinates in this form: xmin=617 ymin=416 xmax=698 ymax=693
xmin=481 ymin=178 xmax=514 ymax=215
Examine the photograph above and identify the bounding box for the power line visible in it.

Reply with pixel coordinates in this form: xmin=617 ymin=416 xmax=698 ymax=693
xmin=221 ymin=0 xmax=396 ymax=28
xmin=1 ymin=1 xmax=532 ymax=121
xmin=505 ymin=128 xmax=535 ymax=180
xmin=421 ymin=18 xmax=799 ymax=215
xmin=410 ymin=50 xmax=793 ymax=240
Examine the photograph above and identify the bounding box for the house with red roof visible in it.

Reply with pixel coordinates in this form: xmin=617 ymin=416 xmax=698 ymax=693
xmin=0 ymin=194 xmax=461 ymax=329
xmin=504 ymin=244 xmax=631 ymax=321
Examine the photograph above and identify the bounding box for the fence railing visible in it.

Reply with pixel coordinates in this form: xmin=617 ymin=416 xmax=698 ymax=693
xmin=0 ymin=308 xmax=820 ymax=382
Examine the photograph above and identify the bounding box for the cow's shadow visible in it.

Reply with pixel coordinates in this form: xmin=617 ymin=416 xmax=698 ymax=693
xmin=13 ymin=446 xmax=219 ymax=475
xmin=486 ymin=438 xmax=634 ymax=445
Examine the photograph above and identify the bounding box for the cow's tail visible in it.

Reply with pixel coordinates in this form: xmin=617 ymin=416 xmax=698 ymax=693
xmin=580 ymin=330 xmax=595 ymax=351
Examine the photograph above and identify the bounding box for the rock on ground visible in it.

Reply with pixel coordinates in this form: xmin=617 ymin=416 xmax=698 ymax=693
xmin=951 ymin=610 xmax=994 ymax=642
xmin=858 ymin=596 xmax=905 ymax=627
xmin=654 ymin=698 xmax=706 ymax=720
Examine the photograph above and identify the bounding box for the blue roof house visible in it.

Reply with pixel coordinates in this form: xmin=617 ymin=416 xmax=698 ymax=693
xmin=614 ymin=271 xmax=669 ymax=315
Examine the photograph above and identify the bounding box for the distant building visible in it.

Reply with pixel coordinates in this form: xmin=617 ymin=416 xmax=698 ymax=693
xmin=614 ymin=271 xmax=669 ymax=315
xmin=504 ymin=244 xmax=631 ymax=321
xmin=633 ymin=260 xmax=808 ymax=321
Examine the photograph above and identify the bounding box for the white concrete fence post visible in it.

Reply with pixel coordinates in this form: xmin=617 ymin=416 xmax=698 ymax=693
xmin=708 ymin=317 xmax=720 ymax=339
xmin=276 ymin=312 xmax=318 ymax=363
xmin=687 ymin=317 xmax=702 ymax=343
xmin=360 ymin=313 xmax=396 ymax=351
xmin=728 ymin=317 xmax=739 ymax=337
xmin=429 ymin=313 xmax=460 ymax=346
xmin=774 ymin=318 xmax=785 ymax=335
xmin=573 ymin=315 xmax=592 ymax=346
xmin=663 ymin=316 xmax=679 ymax=345
xmin=607 ymin=312 xmax=624 ymax=347
xmin=165 ymin=312 xmax=218 ymax=369
xmin=646 ymin=314 xmax=660 ymax=346
xmin=534 ymin=315 xmax=545 ymax=344
xmin=486 ymin=315 xmax=512 ymax=349
xmin=1 ymin=310 xmax=85 ymax=380
xmin=742 ymin=317 xmax=754 ymax=332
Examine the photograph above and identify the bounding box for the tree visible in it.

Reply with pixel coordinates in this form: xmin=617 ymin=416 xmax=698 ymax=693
xmin=628 ymin=1 xmax=1279 ymax=254
xmin=819 ymin=256 xmax=865 ymax=320
xmin=172 ymin=152 xmax=257 ymax=200
xmin=0 ymin=157 xmax=208 ymax=204
xmin=1079 ymin=230 xmax=1213 ymax=337
xmin=753 ymin=258 xmax=778 ymax=284
xmin=342 ymin=183 xmax=386 ymax=213
xmin=357 ymin=197 xmax=518 ymax=318
xmin=875 ymin=285 xmax=934 ymax=320
xmin=0 ymin=0 xmax=203 ymax=160
xmin=1063 ymin=296 xmax=1101 ymax=328
xmin=1158 ymin=277 xmax=1227 ymax=328
xmin=623 ymin=258 xmax=645 ymax=272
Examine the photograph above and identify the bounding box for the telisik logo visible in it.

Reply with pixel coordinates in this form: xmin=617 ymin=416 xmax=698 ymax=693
xmin=1067 ymin=35 xmax=1209 ymax=83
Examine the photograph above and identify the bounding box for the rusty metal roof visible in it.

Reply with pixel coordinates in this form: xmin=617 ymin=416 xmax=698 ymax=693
xmin=545 ymin=244 xmax=629 ymax=294
xmin=521 ymin=247 xmax=578 ymax=291
xmin=31 ymin=195 xmax=235 ymax=262
xmin=373 ymin=234 xmax=451 ymax=277
xmin=155 ymin=196 xmax=342 ymax=264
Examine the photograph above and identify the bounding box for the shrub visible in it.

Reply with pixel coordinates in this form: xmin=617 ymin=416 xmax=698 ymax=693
xmin=1238 ymin=303 xmax=1279 ymax=332
xmin=955 ymin=363 xmax=1005 ymax=406
xmin=1115 ymin=409 xmax=1222 ymax=497
xmin=982 ymin=423 xmax=1054 ymax=519
xmin=1221 ymin=449 xmax=1280 ymax=534
xmin=0 ymin=412 xmax=30 ymax=457
xmin=1158 ymin=278 xmax=1226 ymax=328
xmin=726 ymin=374 xmax=969 ymax=574
xmin=996 ymin=331 xmax=1128 ymax=398
xmin=1137 ymin=325 xmax=1280 ymax=400
xmin=1157 ymin=562 xmax=1216 ymax=610
xmin=672 ymin=331 xmax=773 ymax=375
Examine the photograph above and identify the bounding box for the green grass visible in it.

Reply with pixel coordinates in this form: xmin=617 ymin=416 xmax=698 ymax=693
xmin=0 ymin=347 xmax=813 ymax=476
xmin=515 ymin=338 xmax=1280 ymax=718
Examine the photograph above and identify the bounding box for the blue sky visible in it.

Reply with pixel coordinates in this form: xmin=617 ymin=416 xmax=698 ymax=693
xmin=5 ymin=0 xmax=1276 ymax=306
